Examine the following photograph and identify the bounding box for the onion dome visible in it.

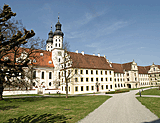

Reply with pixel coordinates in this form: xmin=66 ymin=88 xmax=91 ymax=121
xmin=53 ymin=16 xmax=64 ymax=37
xmin=46 ymin=26 xmax=53 ymax=43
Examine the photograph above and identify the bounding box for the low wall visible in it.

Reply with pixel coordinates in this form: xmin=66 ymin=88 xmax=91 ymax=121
xmin=44 ymin=89 xmax=61 ymax=94
xmin=3 ymin=89 xmax=38 ymax=95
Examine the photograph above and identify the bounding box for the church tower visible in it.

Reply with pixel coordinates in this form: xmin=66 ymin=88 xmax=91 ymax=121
xmin=46 ymin=16 xmax=64 ymax=51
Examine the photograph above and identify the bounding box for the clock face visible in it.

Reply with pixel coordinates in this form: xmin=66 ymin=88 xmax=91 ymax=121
xmin=58 ymin=51 xmax=62 ymax=56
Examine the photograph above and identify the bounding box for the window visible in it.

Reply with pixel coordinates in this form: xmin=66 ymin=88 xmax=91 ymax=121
xmin=101 ymin=85 xmax=104 ymax=90
xmin=106 ymin=85 xmax=108 ymax=89
xmin=59 ymin=72 xmax=60 ymax=79
xmin=49 ymin=72 xmax=52 ymax=79
xmin=81 ymin=78 xmax=83 ymax=82
xmin=127 ymin=78 xmax=129 ymax=81
xmin=105 ymin=71 xmax=107 ymax=75
xmin=96 ymin=78 xmax=98 ymax=82
xmin=86 ymin=70 xmax=88 ymax=74
xmin=75 ymin=78 xmax=78 ymax=82
xmin=41 ymin=72 xmax=44 ymax=79
xmin=114 ymin=79 xmax=116 ymax=82
xmin=106 ymin=78 xmax=108 ymax=82
xmin=33 ymin=71 xmax=36 ymax=79
xmin=91 ymin=70 xmax=93 ymax=74
xmin=121 ymin=84 xmax=123 ymax=87
xmin=110 ymin=78 xmax=112 ymax=81
xmin=118 ymin=84 xmax=120 ymax=87
xmin=56 ymin=39 xmax=57 ymax=41
xmin=91 ymin=86 xmax=94 ymax=90
xmin=101 ymin=78 xmax=103 ymax=82
xmin=110 ymin=71 xmax=112 ymax=75
xmin=86 ymin=86 xmax=89 ymax=91
xmin=55 ymin=43 xmax=57 ymax=47
xmin=91 ymin=78 xmax=93 ymax=82
xmin=49 ymin=82 xmax=51 ymax=86
xmin=115 ymin=84 xmax=117 ymax=88
xmin=69 ymin=87 xmax=70 ymax=92
xmin=110 ymin=85 xmax=112 ymax=89
xmin=124 ymin=84 xmax=125 ymax=87
xmin=59 ymin=43 xmax=60 ymax=47
xmin=62 ymin=86 xmax=63 ymax=91
xmin=80 ymin=70 xmax=83 ymax=74
xmin=59 ymin=58 xmax=60 ymax=62
xmin=127 ymin=73 xmax=129 ymax=76
xmin=33 ymin=82 xmax=35 ymax=86
xmin=96 ymin=70 xmax=98 ymax=75
xmin=59 ymin=39 xmax=60 ymax=42
xmin=86 ymin=78 xmax=89 ymax=82
xmin=81 ymin=86 xmax=83 ymax=91
xmin=75 ymin=69 xmax=77 ymax=74
xmin=75 ymin=86 xmax=78 ymax=91
xmin=101 ymin=71 xmax=103 ymax=75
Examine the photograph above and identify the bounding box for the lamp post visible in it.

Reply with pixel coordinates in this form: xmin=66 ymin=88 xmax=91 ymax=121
xmin=95 ymin=81 xmax=100 ymax=93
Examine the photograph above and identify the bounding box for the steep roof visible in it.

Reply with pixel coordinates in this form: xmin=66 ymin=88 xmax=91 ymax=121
xmin=138 ymin=66 xmax=150 ymax=74
xmin=112 ymin=63 xmax=124 ymax=73
xmin=3 ymin=47 xmax=54 ymax=68
xmin=122 ymin=62 xmax=132 ymax=71
xmin=68 ymin=52 xmax=113 ymax=70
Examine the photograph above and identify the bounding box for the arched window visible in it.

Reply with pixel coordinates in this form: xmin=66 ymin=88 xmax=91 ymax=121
xmin=33 ymin=82 xmax=35 ymax=86
xmin=49 ymin=82 xmax=51 ymax=86
xmin=55 ymin=43 xmax=57 ymax=47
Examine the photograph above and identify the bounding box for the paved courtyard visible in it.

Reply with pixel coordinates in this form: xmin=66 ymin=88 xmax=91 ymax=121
xmin=78 ymin=89 xmax=160 ymax=123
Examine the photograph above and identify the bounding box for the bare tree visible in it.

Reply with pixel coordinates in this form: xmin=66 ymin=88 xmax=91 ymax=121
xmin=0 ymin=4 xmax=35 ymax=100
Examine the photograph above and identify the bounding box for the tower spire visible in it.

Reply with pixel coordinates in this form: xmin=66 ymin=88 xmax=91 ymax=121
xmin=58 ymin=12 xmax=60 ymax=22
xmin=51 ymin=22 xmax=52 ymax=30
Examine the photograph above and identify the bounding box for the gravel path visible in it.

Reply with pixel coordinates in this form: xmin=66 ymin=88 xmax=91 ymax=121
xmin=78 ymin=89 xmax=160 ymax=123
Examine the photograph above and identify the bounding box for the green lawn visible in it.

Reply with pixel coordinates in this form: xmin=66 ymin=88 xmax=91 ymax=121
xmin=136 ymin=97 xmax=160 ymax=118
xmin=136 ymin=88 xmax=160 ymax=96
xmin=0 ymin=95 xmax=111 ymax=123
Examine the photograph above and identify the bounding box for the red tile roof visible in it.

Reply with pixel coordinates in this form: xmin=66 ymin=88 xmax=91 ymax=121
xmin=3 ymin=47 xmax=54 ymax=68
xmin=138 ymin=66 xmax=150 ymax=74
xmin=68 ymin=52 xmax=113 ymax=70
xmin=122 ymin=62 xmax=132 ymax=71
xmin=112 ymin=63 xmax=124 ymax=73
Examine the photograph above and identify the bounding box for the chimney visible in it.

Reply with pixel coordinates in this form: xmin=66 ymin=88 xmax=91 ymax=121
xmin=93 ymin=53 xmax=95 ymax=56
xmin=81 ymin=51 xmax=84 ymax=55
xmin=75 ymin=50 xmax=78 ymax=54
xmin=98 ymin=53 xmax=100 ymax=57
xmin=104 ymin=55 xmax=106 ymax=58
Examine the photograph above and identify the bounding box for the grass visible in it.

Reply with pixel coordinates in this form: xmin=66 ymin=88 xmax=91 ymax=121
xmin=3 ymin=94 xmax=42 ymax=97
xmin=136 ymin=97 xmax=160 ymax=118
xmin=136 ymin=88 xmax=160 ymax=96
xmin=0 ymin=95 xmax=111 ymax=123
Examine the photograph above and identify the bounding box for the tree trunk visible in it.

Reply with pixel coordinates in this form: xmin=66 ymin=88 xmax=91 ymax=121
xmin=0 ymin=74 xmax=4 ymax=100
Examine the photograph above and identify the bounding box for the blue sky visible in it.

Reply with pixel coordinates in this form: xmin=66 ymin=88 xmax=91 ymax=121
xmin=1 ymin=0 xmax=160 ymax=66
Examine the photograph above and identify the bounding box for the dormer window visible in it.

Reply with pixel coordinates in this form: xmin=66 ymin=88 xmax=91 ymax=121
xmin=40 ymin=53 xmax=43 ymax=56
xmin=33 ymin=59 xmax=36 ymax=63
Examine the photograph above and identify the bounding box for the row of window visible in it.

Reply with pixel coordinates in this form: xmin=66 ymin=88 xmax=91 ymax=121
xmin=75 ymin=85 xmax=112 ymax=92
xmin=41 ymin=71 xmax=52 ymax=79
xmin=75 ymin=69 xmax=112 ymax=75
xmin=115 ymin=84 xmax=126 ymax=88
xmin=75 ymin=77 xmax=112 ymax=82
